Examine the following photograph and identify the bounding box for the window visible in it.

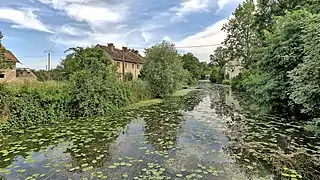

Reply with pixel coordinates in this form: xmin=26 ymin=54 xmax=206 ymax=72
xmin=117 ymin=62 xmax=120 ymax=68
xmin=132 ymin=64 xmax=135 ymax=69
xmin=137 ymin=65 xmax=140 ymax=69
xmin=125 ymin=63 xmax=127 ymax=68
xmin=0 ymin=73 xmax=4 ymax=79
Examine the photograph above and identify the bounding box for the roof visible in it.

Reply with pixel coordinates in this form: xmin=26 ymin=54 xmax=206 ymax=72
xmin=4 ymin=50 xmax=20 ymax=63
xmin=96 ymin=44 xmax=142 ymax=64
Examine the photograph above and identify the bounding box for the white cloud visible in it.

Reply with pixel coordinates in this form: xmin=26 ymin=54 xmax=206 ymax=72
xmin=217 ymin=0 xmax=243 ymax=10
xmin=0 ymin=8 xmax=53 ymax=33
xmin=175 ymin=18 xmax=227 ymax=61
xmin=60 ymin=24 xmax=87 ymax=36
xmin=171 ymin=0 xmax=213 ymax=22
xmin=37 ymin=0 xmax=128 ymax=25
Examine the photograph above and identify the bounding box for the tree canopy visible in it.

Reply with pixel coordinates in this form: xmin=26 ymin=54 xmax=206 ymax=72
xmin=142 ymin=41 xmax=186 ymax=97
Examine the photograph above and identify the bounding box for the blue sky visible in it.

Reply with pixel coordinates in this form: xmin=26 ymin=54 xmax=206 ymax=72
xmin=0 ymin=0 xmax=242 ymax=69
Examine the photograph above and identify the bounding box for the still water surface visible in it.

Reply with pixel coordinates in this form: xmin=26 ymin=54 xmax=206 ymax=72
xmin=0 ymin=83 xmax=319 ymax=180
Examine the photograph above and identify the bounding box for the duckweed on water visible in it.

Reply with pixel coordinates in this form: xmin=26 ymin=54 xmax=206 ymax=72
xmin=0 ymin=84 xmax=319 ymax=179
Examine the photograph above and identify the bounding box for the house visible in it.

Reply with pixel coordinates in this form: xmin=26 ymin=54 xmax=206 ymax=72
xmin=0 ymin=50 xmax=20 ymax=82
xmin=96 ymin=43 xmax=143 ymax=79
xmin=224 ymin=60 xmax=242 ymax=79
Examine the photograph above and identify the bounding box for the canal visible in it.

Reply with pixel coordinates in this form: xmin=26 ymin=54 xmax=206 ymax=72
xmin=0 ymin=83 xmax=319 ymax=179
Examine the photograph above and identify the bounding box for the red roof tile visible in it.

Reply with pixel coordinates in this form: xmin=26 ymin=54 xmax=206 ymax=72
xmin=4 ymin=50 xmax=19 ymax=63
xmin=96 ymin=44 xmax=142 ymax=64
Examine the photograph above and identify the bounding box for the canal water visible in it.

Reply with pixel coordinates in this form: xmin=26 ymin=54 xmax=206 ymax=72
xmin=0 ymin=83 xmax=319 ymax=180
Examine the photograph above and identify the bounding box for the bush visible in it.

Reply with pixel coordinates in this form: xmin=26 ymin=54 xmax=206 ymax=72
xmin=124 ymin=72 xmax=134 ymax=81
xmin=0 ymin=81 xmax=69 ymax=130
xmin=209 ymin=67 xmax=223 ymax=84
xmin=222 ymin=79 xmax=231 ymax=85
xmin=125 ymin=80 xmax=152 ymax=102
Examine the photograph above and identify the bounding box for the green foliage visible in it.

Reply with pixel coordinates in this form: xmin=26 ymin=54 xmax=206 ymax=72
xmin=255 ymin=10 xmax=312 ymax=112
xmin=181 ymin=53 xmax=201 ymax=79
xmin=124 ymin=72 xmax=133 ymax=82
xmin=304 ymin=118 xmax=320 ymax=136
xmin=68 ymin=70 xmax=130 ymax=117
xmin=142 ymin=41 xmax=186 ymax=97
xmin=125 ymin=80 xmax=152 ymax=103
xmin=60 ymin=47 xmax=114 ymax=80
xmin=209 ymin=67 xmax=223 ymax=84
xmin=222 ymin=0 xmax=257 ymax=68
xmin=0 ymin=82 xmax=69 ymax=129
xmin=221 ymin=79 xmax=231 ymax=85
xmin=209 ymin=47 xmax=228 ymax=68
xmin=289 ymin=14 xmax=320 ymax=117
xmin=65 ymin=47 xmax=129 ymax=117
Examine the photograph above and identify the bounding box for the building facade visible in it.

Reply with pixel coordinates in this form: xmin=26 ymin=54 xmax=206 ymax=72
xmin=0 ymin=50 xmax=19 ymax=82
xmin=96 ymin=43 xmax=143 ymax=79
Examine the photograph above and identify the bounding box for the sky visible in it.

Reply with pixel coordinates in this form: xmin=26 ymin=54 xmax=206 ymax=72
xmin=0 ymin=0 xmax=242 ymax=69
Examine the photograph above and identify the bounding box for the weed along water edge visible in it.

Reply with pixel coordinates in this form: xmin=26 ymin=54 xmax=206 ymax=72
xmin=0 ymin=84 xmax=319 ymax=180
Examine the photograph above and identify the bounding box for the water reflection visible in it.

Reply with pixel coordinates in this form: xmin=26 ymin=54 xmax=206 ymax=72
xmin=0 ymin=84 xmax=319 ymax=180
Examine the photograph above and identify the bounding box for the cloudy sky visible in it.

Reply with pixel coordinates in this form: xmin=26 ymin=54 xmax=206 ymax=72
xmin=0 ymin=0 xmax=242 ymax=69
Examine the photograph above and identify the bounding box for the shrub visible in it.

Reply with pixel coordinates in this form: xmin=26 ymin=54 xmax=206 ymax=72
xmin=209 ymin=67 xmax=223 ymax=84
xmin=0 ymin=81 xmax=69 ymax=129
xmin=125 ymin=80 xmax=152 ymax=103
xmin=222 ymin=79 xmax=231 ymax=85
xmin=124 ymin=72 xmax=134 ymax=81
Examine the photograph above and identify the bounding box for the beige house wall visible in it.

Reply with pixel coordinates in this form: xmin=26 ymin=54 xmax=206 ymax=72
xmin=0 ymin=69 xmax=16 ymax=82
xmin=115 ymin=60 xmax=142 ymax=79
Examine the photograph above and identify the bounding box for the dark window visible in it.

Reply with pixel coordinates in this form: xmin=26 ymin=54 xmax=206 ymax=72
xmin=0 ymin=73 xmax=4 ymax=78
xmin=132 ymin=64 xmax=134 ymax=69
xmin=137 ymin=65 xmax=140 ymax=69
xmin=125 ymin=63 xmax=127 ymax=68
xmin=117 ymin=62 xmax=120 ymax=68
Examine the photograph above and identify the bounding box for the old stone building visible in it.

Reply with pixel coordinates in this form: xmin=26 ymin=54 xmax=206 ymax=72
xmin=96 ymin=43 xmax=143 ymax=79
xmin=0 ymin=50 xmax=19 ymax=82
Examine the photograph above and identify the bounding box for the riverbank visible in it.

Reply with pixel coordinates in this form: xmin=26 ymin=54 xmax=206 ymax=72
xmin=0 ymin=81 xmax=195 ymax=133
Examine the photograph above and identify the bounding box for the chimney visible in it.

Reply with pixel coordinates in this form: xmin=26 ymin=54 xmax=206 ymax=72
xmin=122 ymin=46 xmax=127 ymax=52
xmin=107 ymin=43 xmax=114 ymax=51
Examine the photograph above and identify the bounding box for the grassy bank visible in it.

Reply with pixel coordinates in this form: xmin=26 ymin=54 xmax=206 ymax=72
xmin=0 ymin=81 xmax=195 ymax=132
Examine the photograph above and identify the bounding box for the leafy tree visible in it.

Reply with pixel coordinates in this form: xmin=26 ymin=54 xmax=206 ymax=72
xmin=0 ymin=31 xmax=8 ymax=69
xmin=209 ymin=46 xmax=228 ymax=68
xmin=254 ymin=10 xmax=312 ymax=112
xmin=181 ymin=53 xmax=201 ymax=79
xmin=65 ymin=47 xmax=130 ymax=117
xmin=59 ymin=47 xmax=115 ymax=80
xmin=289 ymin=14 xmax=320 ymax=117
xmin=222 ymin=0 xmax=257 ymax=68
xmin=142 ymin=41 xmax=185 ymax=97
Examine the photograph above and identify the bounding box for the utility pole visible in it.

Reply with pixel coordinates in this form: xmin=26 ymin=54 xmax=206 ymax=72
xmin=44 ymin=50 xmax=54 ymax=71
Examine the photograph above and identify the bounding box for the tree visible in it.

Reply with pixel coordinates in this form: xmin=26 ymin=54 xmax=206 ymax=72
xmin=209 ymin=46 xmax=228 ymax=68
xmin=181 ymin=53 xmax=201 ymax=79
xmin=0 ymin=31 xmax=8 ymax=69
xmin=142 ymin=41 xmax=186 ymax=97
xmin=289 ymin=13 xmax=320 ymax=117
xmin=222 ymin=0 xmax=257 ymax=68
xmin=254 ymin=10 xmax=312 ymax=112
xmin=65 ymin=47 xmax=130 ymax=117
xmin=59 ymin=47 xmax=115 ymax=80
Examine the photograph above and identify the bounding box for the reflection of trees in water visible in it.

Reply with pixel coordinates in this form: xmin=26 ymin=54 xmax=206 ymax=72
xmin=142 ymin=91 xmax=204 ymax=151
xmin=209 ymin=85 xmax=235 ymax=117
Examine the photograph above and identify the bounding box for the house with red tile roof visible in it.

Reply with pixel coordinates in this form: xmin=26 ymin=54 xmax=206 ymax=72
xmin=96 ymin=43 xmax=143 ymax=80
xmin=0 ymin=49 xmax=20 ymax=81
